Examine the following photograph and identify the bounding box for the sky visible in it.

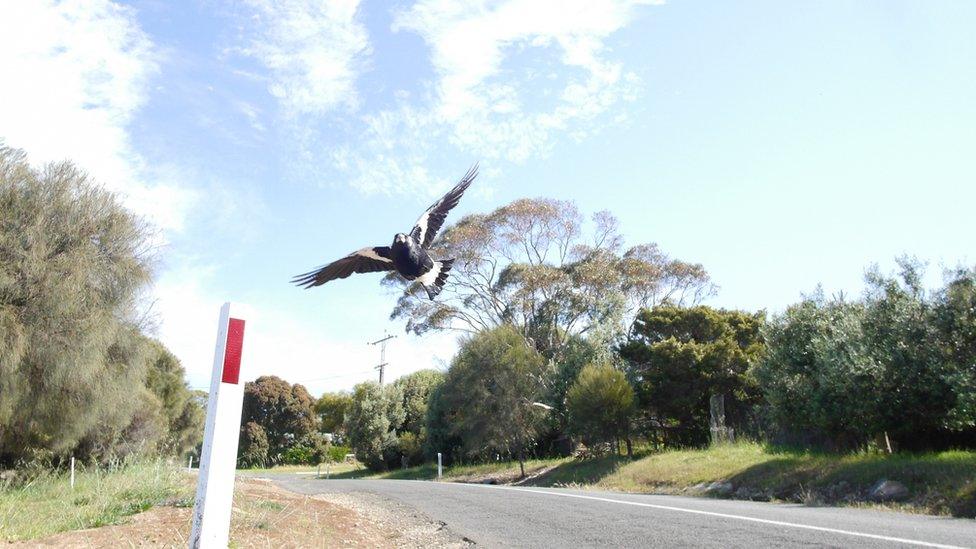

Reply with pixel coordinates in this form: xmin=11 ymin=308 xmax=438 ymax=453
xmin=1 ymin=1 xmax=973 ymax=396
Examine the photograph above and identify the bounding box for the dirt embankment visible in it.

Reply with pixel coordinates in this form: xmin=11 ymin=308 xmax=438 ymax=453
xmin=13 ymin=478 xmax=469 ymax=548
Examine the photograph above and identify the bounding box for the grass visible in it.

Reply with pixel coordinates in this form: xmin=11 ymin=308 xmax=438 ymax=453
xmin=323 ymin=457 xmax=571 ymax=482
xmin=314 ymin=443 xmax=976 ymax=517
xmin=240 ymin=461 xmax=364 ymax=476
xmin=0 ymin=460 xmax=191 ymax=541
xmin=586 ymin=443 xmax=976 ymax=514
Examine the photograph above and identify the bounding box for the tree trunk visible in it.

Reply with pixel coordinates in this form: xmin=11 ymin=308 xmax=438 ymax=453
xmin=518 ymin=447 xmax=526 ymax=478
xmin=626 ymin=437 xmax=633 ymax=458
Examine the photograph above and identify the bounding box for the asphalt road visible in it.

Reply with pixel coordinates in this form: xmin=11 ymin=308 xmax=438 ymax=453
xmin=267 ymin=475 xmax=975 ymax=548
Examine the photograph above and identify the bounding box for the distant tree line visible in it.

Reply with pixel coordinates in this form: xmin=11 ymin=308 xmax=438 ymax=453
xmin=318 ymin=198 xmax=976 ymax=474
xmin=0 ymin=146 xmax=202 ymax=468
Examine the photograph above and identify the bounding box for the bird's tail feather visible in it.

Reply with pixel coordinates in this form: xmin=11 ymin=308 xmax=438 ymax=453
xmin=422 ymin=259 xmax=454 ymax=300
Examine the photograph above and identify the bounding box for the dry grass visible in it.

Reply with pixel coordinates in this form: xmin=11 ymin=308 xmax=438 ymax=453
xmin=0 ymin=460 xmax=190 ymax=541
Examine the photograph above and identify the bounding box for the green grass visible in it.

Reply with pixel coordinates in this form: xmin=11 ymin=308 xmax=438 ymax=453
xmin=0 ymin=460 xmax=191 ymax=541
xmin=535 ymin=443 xmax=976 ymax=517
xmin=240 ymin=461 xmax=364 ymax=476
xmin=316 ymin=443 xmax=976 ymax=517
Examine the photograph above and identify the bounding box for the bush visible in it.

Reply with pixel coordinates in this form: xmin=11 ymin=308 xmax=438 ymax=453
xmin=566 ymin=364 xmax=635 ymax=453
xmin=281 ymin=445 xmax=315 ymax=465
xmin=327 ymin=445 xmax=351 ymax=463
xmin=754 ymin=259 xmax=976 ymax=451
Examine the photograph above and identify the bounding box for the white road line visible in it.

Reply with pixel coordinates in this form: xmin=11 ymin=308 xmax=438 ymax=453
xmin=453 ymin=483 xmax=968 ymax=549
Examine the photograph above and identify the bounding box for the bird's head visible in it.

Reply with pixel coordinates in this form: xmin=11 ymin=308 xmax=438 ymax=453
xmin=393 ymin=233 xmax=407 ymax=245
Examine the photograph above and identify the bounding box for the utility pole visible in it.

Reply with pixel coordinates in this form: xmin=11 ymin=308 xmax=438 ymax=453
xmin=368 ymin=332 xmax=396 ymax=385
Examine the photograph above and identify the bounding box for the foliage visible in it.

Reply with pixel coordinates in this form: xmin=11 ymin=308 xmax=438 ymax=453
xmin=0 ymin=145 xmax=176 ymax=466
xmin=143 ymin=340 xmax=204 ymax=456
xmin=566 ymin=364 xmax=636 ymax=451
xmin=933 ymin=267 xmax=976 ymax=429
xmin=397 ymin=432 xmax=424 ymax=467
xmin=238 ymin=421 xmax=270 ymax=468
xmin=315 ymin=391 xmax=352 ymax=440
xmin=385 ymin=198 xmax=714 ymax=358
xmin=393 ymin=369 xmax=444 ymax=436
xmin=431 ymin=325 xmax=548 ymax=476
xmin=755 ymin=259 xmax=976 ymax=450
xmin=619 ymin=305 xmax=765 ymax=447
xmin=327 ymin=445 xmax=351 ymax=463
xmin=423 ymin=382 xmax=464 ymax=463
xmin=344 ymin=381 xmax=405 ymax=471
xmin=240 ymin=376 xmax=317 ymax=466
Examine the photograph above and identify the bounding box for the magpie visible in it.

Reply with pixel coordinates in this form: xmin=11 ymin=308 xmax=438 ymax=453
xmin=292 ymin=165 xmax=477 ymax=300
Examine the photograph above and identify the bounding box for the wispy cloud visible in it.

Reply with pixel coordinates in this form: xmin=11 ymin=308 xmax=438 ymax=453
xmin=391 ymin=0 xmax=653 ymax=161
xmin=325 ymin=0 xmax=656 ymax=197
xmin=240 ymin=0 xmax=371 ymax=116
xmin=0 ymin=0 xmax=196 ymax=232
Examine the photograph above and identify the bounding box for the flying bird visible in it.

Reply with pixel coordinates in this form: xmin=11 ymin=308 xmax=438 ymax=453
xmin=292 ymin=165 xmax=478 ymax=300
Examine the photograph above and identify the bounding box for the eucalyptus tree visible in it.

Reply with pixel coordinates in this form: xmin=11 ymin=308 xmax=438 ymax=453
xmin=384 ymin=198 xmax=715 ymax=358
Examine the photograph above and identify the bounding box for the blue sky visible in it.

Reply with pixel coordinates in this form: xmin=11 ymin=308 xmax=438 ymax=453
xmin=2 ymin=1 xmax=973 ymax=395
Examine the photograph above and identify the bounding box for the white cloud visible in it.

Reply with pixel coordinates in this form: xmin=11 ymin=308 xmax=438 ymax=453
xmin=0 ymin=0 xmax=196 ymax=232
xmin=241 ymin=0 xmax=371 ymax=116
xmin=154 ymin=263 xmax=457 ymax=395
xmin=325 ymin=0 xmax=655 ymax=195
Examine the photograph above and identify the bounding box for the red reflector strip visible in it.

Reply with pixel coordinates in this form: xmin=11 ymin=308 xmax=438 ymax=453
xmin=221 ymin=318 xmax=245 ymax=384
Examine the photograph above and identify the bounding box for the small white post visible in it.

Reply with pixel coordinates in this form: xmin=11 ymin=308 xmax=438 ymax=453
xmin=326 ymin=463 xmax=331 ymax=479
xmin=70 ymin=457 xmax=75 ymax=489
xmin=316 ymin=464 xmax=320 ymax=479
xmin=190 ymin=303 xmax=247 ymax=549
xmin=188 ymin=455 xmax=193 ymax=472
xmin=437 ymin=453 xmax=442 ymax=479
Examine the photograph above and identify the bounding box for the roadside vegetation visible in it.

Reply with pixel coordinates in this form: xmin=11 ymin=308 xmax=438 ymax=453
xmin=0 ymin=460 xmax=190 ymax=541
xmin=322 ymin=443 xmax=976 ymax=517
xmin=241 ymin=191 xmax=976 ymax=520
xmin=3 ymin=142 xmax=976 ymax=544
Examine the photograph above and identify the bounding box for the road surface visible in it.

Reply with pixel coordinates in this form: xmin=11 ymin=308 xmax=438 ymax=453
xmin=266 ymin=475 xmax=974 ymax=548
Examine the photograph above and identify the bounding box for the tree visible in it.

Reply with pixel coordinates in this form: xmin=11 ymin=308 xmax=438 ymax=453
xmin=240 ymin=376 xmax=317 ymax=465
xmin=393 ymin=369 xmax=444 ymax=436
xmin=619 ymin=305 xmax=765 ymax=447
xmin=0 ymin=145 xmax=156 ymax=465
xmin=434 ymin=325 xmax=548 ymax=477
xmin=861 ymin=260 xmax=954 ymax=447
xmin=315 ymin=391 xmax=352 ymax=440
xmin=566 ymin=364 xmax=636 ymax=455
xmin=755 ymin=259 xmax=971 ymax=451
xmin=344 ymin=382 xmax=405 ymax=471
xmin=385 ymin=198 xmax=715 ymax=358
xmin=144 ymin=340 xmax=204 ymax=456
xmin=752 ymin=297 xmax=878 ymax=450
xmin=238 ymin=421 xmax=270 ymax=468
xmin=934 ymin=267 xmax=976 ymax=430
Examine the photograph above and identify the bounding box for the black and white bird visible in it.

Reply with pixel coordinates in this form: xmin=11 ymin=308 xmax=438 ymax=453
xmin=292 ymin=165 xmax=477 ymax=300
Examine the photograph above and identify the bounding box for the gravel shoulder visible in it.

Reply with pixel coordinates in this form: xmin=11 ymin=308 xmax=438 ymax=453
xmin=10 ymin=476 xmax=461 ymax=548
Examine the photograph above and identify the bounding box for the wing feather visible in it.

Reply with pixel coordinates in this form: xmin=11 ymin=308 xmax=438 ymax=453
xmin=292 ymin=246 xmax=393 ymax=289
xmin=411 ymin=164 xmax=478 ymax=248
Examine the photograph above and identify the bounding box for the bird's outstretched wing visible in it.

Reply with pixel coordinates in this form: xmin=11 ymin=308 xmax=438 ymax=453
xmin=292 ymin=247 xmax=394 ymax=289
xmin=410 ymin=164 xmax=478 ymax=248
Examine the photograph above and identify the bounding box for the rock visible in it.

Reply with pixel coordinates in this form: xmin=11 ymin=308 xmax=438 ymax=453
xmin=690 ymin=482 xmax=709 ymax=493
xmin=735 ymin=486 xmax=754 ymax=499
xmin=706 ymin=481 xmax=734 ymax=497
xmin=869 ymin=479 xmax=909 ymax=502
xmin=481 ymin=478 xmax=498 ymax=485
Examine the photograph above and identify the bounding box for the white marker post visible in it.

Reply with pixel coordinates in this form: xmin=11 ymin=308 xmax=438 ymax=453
xmin=190 ymin=303 xmax=247 ymax=549
xmin=437 ymin=453 xmax=443 ymax=479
